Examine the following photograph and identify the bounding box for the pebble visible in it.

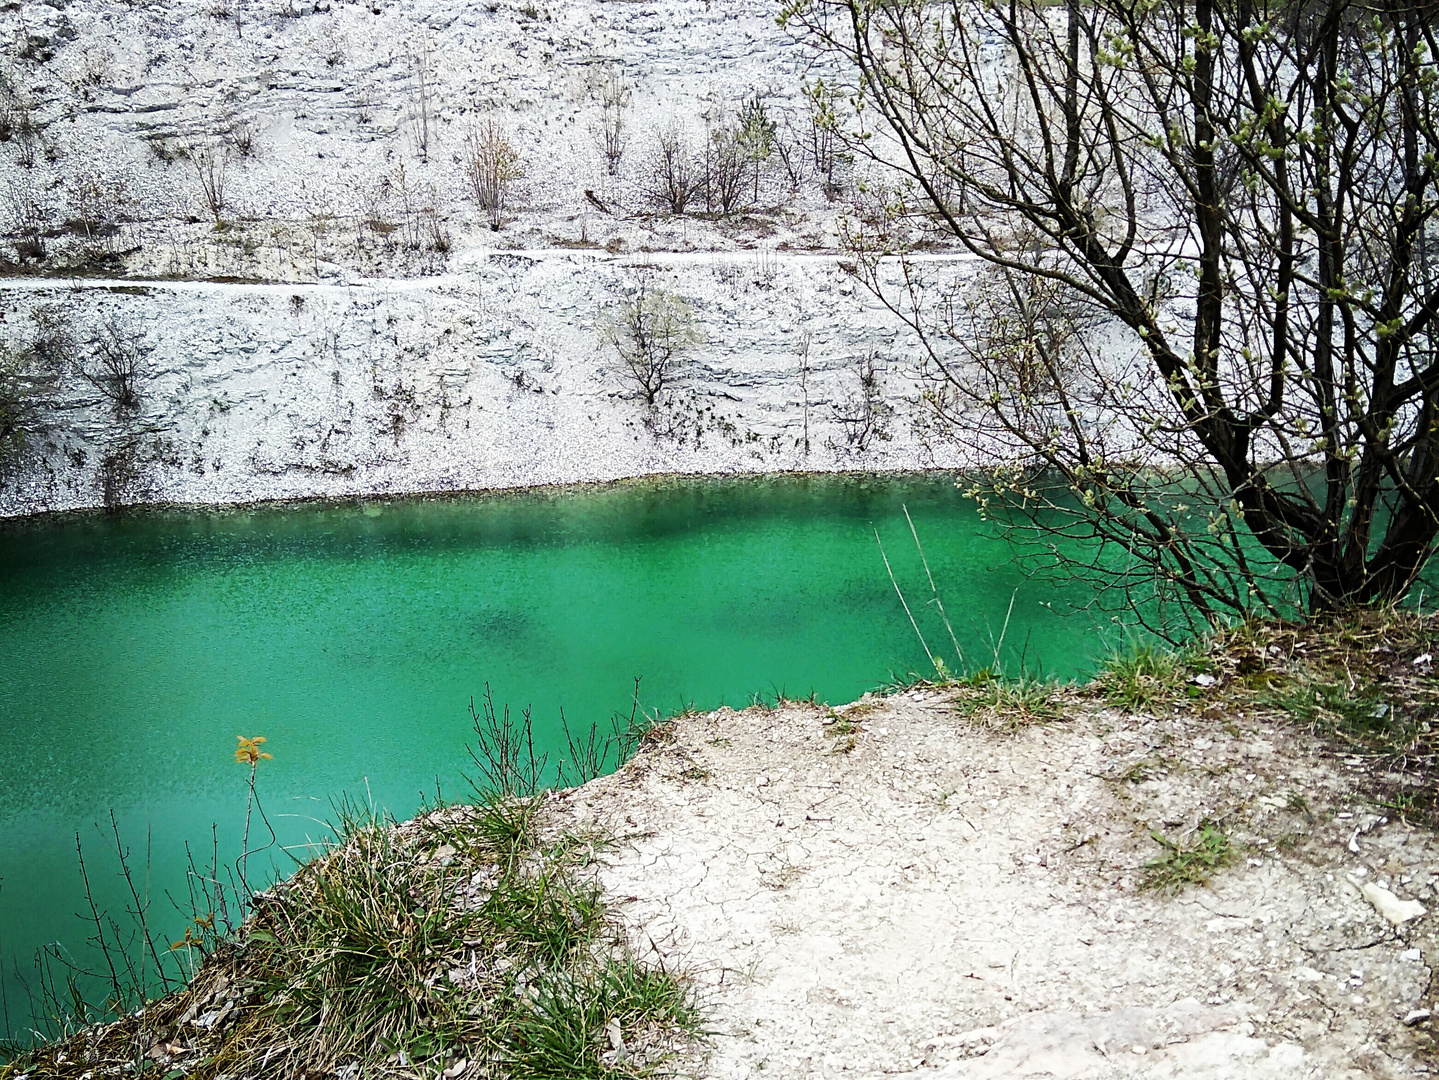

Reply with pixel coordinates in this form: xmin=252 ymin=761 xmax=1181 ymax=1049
xmin=1356 ymin=879 xmax=1427 ymax=925
xmin=1406 ymin=1010 xmax=1432 ymax=1026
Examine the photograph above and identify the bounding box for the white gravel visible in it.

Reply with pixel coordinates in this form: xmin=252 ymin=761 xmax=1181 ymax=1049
xmin=552 ymin=693 xmax=1439 ymax=1079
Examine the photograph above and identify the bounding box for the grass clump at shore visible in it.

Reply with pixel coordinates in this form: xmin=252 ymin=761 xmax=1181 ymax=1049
xmin=2 ymin=794 xmax=703 ymax=1080
xmin=1096 ymin=642 xmax=1192 ymax=713
xmin=949 ymin=670 xmax=1063 ymax=730
xmin=1205 ymin=611 xmax=1439 ymax=822
xmin=1094 ymin=611 xmax=1439 ymax=827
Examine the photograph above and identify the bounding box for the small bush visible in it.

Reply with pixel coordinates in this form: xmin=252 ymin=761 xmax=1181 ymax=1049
xmin=66 ymin=171 xmax=130 ymax=241
xmin=190 ymin=139 xmax=227 ymax=223
xmin=462 ymin=119 xmax=524 ymax=230
xmin=225 ymin=117 xmax=257 ymax=157
xmin=3 ymin=174 xmax=48 ymax=262
xmin=597 ymin=283 xmax=702 ymax=406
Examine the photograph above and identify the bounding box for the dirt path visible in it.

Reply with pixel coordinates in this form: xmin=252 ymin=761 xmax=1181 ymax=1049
xmin=553 ymin=689 xmax=1439 ymax=1078
xmin=0 ymin=248 xmax=976 ymax=295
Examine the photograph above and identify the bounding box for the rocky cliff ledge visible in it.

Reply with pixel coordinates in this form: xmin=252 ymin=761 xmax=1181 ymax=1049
xmin=0 ymin=251 xmax=973 ymax=517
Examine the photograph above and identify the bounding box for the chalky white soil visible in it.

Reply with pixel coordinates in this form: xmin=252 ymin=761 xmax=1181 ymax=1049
xmin=552 ymin=691 xmax=1439 ymax=1078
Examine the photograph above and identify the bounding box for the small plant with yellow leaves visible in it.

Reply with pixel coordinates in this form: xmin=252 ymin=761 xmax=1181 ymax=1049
xmin=236 ymin=734 xmax=272 ymax=766
xmin=236 ymin=735 xmax=274 ymax=902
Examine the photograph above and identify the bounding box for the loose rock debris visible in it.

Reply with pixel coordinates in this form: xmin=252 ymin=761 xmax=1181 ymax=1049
xmin=555 ymin=689 xmax=1439 ymax=1078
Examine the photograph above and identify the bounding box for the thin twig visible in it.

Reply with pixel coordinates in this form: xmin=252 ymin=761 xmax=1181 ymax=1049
xmin=875 ymin=526 xmax=936 ymax=674
xmin=904 ymin=503 xmax=963 ymax=671
xmin=992 ymin=589 xmax=1017 ymax=673
xmin=74 ymin=833 xmax=123 ymax=1007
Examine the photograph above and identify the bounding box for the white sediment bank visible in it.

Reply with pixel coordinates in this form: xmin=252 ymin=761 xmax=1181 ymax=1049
xmin=557 ymin=690 xmax=1439 ymax=1079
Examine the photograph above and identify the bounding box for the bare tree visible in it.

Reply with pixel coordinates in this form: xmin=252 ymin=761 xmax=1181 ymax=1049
xmin=830 ymin=352 xmax=893 ymax=452
xmin=598 ymin=282 xmax=702 ymax=405
xmin=190 ymin=140 xmax=227 ymax=224
xmin=703 ymin=120 xmax=749 ymax=217
xmin=645 ymin=122 xmax=701 ymax=215
xmin=462 ymin=120 xmax=524 ymax=231
xmin=86 ymin=317 xmax=152 ymax=413
xmin=789 ymin=0 xmax=1439 ymax=622
xmin=593 ymin=66 xmax=630 ymax=176
xmin=13 ymin=108 xmax=37 ymax=169
xmin=4 ymin=174 xmax=46 ymax=262
xmin=0 ymin=345 xmax=41 ymax=465
xmin=67 ymin=171 xmax=130 ymax=244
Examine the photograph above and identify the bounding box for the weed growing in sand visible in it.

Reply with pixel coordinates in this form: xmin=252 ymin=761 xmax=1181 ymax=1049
xmin=509 ymin=958 xmax=703 ymax=1080
xmin=235 ymin=734 xmax=274 ymax=899
xmin=1116 ymin=755 xmax=1178 ymax=784
xmin=823 ymin=703 xmax=877 ymax=752
xmin=1097 ymin=642 xmax=1188 ymax=713
xmin=1140 ymin=822 xmax=1233 ymax=894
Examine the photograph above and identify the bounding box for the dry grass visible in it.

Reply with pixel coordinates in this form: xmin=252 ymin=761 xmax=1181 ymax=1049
xmin=2 ymin=798 xmax=703 ymax=1080
xmin=1138 ymin=610 xmax=1439 ymax=826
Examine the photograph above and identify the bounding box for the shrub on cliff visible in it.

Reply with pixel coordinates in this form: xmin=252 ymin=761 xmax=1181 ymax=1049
xmin=598 ymin=283 xmax=702 ymax=407
xmin=0 ymin=334 xmax=61 ymax=471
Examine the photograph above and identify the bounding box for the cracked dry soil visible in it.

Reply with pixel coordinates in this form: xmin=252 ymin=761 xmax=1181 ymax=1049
xmin=552 ymin=689 xmax=1439 ymax=1079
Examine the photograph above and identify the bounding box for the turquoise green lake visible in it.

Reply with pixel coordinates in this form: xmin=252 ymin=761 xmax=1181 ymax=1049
xmin=0 ymin=473 xmax=1124 ymax=1036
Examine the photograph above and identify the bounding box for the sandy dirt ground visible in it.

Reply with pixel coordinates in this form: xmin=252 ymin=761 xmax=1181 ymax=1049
xmin=551 ymin=689 xmax=1439 ymax=1078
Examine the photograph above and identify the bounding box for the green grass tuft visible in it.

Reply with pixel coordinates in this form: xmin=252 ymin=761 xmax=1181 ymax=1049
xmin=952 ymin=672 xmax=1063 ymax=730
xmin=509 ymin=959 xmax=705 ymax=1080
xmin=1261 ymin=678 xmax=1395 ymax=743
xmin=1097 ymin=642 xmax=1188 ymax=712
xmin=1140 ymin=822 xmax=1233 ymax=894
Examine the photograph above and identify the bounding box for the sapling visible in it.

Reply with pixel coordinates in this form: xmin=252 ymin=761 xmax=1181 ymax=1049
xmin=234 ymin=735 xmax=273 ymax=901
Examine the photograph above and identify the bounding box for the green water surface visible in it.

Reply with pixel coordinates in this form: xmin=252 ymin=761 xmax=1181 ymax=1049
xmin=0 ymin=473 xmax=1121 ymax=1035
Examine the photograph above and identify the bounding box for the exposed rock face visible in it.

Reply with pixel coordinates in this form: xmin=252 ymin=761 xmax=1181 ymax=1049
xmin=0 ymin=0 xmax=992 ymax=515
xmin=0 ymin=251 xmax=974 ymax=515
